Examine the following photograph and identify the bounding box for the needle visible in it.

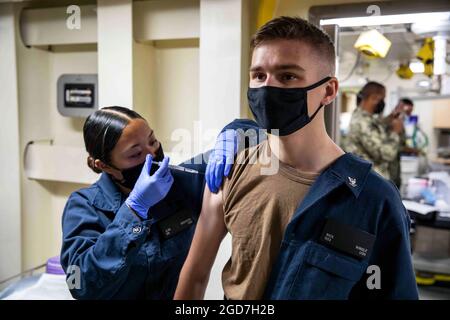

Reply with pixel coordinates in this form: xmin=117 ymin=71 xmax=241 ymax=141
xmin=154 ymin=161 xmax=200 ymax=174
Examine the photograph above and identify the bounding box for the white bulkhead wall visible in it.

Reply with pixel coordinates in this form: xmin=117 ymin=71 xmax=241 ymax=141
xmin=0 ymin=3 xmax=22 ymax=288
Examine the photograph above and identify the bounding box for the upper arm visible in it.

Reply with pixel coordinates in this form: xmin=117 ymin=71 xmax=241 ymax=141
xmin=181 ymin=185 xmax=227 ymax=280
xmin=61 ymin=194 xmax=101 ymax=267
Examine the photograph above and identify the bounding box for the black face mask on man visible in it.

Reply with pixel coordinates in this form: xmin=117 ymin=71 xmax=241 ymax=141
xmin=247 ymin=76 xmax=331 ymax=136
xmin=374 ymin=100 xmax=385 ymax=115
xmin=112 ymin=143 xmax=165 ymax=190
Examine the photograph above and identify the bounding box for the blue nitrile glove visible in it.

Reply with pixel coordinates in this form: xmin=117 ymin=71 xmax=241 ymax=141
xmin=206 ymin=129 xmax=238 ymax=193
xmin=125 ymin=155 xmax=174 ymax=219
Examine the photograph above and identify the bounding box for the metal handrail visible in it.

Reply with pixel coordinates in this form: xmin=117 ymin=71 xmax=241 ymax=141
xmin=0 ymin=263 xmax=46 ymax=286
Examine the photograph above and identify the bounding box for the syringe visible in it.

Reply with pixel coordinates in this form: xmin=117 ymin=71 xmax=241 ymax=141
xmin=154 ymin=161 xmax=200 ymax=174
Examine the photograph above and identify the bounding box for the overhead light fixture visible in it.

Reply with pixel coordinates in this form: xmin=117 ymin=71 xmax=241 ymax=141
xmin=409 ymin=61 xmax=425 ymax=73
xmin=354 ymin=29 xmax=391 ymax=58
xmin=320 ymin=12 xmax=450 ymax=27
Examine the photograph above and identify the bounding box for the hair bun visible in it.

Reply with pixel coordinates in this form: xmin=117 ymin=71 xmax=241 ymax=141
xmin=87 ymin=156 xmax=102 ymax=174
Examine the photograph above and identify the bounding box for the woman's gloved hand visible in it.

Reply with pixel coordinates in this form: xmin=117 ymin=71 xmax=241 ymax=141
xmin=205 ymin=129 xmax=238 ymax=193
xmin=125 ymin=155 xmax=174 ymax=219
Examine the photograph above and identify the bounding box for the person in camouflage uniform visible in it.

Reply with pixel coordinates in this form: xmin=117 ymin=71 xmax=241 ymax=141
xmin=386 ymin=98 xmax=417 ymax=188
xmin=343 ymin=82 xmax=403 ymax=180
xmin=386 ymin=98 xmax=428 ymax=189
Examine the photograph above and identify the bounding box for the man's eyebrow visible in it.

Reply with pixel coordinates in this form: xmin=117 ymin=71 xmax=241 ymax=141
xmin=249 ymin=65 xmax=264 ymax=72
xmin=249 ymin=64 xmax=306 ymax=72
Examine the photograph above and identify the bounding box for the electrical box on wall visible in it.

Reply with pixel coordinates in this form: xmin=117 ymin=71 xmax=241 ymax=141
xmin=57 ymin=74 xmax=98 ymax=117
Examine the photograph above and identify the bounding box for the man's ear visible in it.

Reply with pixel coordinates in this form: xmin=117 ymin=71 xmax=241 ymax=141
xmin=321 ymin=77 xmax=339 ymax=106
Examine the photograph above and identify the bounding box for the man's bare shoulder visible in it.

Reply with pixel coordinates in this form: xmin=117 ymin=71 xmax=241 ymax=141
xmin=199 ymin=186 xmax=225 ymax=226
xmin=204 ymin=187 xmax=224 ymax=209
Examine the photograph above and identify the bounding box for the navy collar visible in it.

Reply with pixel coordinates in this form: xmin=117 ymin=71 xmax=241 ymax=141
xmin=328 ymin=152 xmax=372 ymax=198
xmin=281 ymin=152 xmax=373 ymax=238
xmin=92 ymin=173 xmax=124 ymax=212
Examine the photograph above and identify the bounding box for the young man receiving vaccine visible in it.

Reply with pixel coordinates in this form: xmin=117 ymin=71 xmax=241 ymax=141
xmin=175 ymin=17 xmax=418 ymax=300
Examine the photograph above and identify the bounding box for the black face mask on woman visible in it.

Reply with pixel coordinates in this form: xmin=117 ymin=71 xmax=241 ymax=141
xmin=113 ymin=143 xmax=165 ymax=189
xmin=247 ymin=76 xmax=331 ymax=136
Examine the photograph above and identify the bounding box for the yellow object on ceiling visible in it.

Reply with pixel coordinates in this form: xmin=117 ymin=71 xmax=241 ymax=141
xmin=354 ymin=29 xmax=392 ymax=59
xmin=417 ymin=38 xmax=434 ymax=78
xmin=424 ymin=63 xmax=434 ymax=78
xmin=396 ymin=63 xmax=414 ymax=79
xmin=256 ymin=0 xmax=279 ymax=28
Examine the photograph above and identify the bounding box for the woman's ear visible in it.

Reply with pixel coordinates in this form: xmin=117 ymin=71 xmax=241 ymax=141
xmin=94 ymin=159 xmax=109 ymax=172
xmin=95 ymin=159 xmax=123 ymax=180
xmin=321 ymin=77 xmax=339 ymax=106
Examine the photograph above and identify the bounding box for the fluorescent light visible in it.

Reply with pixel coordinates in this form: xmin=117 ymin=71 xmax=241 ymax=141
xmin=416 ymin=80 xmax=431 ymax=89
xmin=320 ymin=12 xmax=450 ymax=27
xmin=409 ymin=61 xmax=425 ymax=73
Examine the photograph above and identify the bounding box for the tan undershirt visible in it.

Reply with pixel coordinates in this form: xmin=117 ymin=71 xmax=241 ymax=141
xmin=222 ymin=139 xmax=319 ymax=300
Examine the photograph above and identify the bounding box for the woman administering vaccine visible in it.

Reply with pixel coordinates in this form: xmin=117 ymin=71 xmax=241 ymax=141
xmin=61 ymin=106 xmax=258 ymax=299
